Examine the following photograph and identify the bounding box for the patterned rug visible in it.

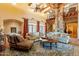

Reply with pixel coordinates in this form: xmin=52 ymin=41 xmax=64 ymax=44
xmin=0 ymin=41 xmax=76 ymax=56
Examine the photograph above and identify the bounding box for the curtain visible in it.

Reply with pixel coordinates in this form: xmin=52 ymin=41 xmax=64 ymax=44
xmin=37 ymin=21 xmax=40 ymax=32
xmin=45 ymin=22 xmax=47 ymax=37
xmin=45 ymin=22 xmax=47 ymax=33
xmin=23 ymin=18 xmax=28 ymax=38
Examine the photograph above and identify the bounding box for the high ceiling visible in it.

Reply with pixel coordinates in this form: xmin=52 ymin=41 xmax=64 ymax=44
xmin=27 ymin=3 xmax=65 ymax=13
xmin=0 ymin=3 xmax=78 ymax=22
xmin=0 ymin=3 xmax=26 ymax=15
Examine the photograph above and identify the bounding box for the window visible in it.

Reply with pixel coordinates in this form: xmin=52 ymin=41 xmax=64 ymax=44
xmin=40 ymin=25 xmax=45 ymax=34
xmin=28 ymin=25 xmax=33 ymax=33
xmin=28 ymin=25 xmax=37 ymax=33
xmin=39 ymin=22 xmax=45 ymax=34
xmin=33 ymin=25 xmax=37 ymax=33
xmin=40 ymin=26 xmax=43 ymax=32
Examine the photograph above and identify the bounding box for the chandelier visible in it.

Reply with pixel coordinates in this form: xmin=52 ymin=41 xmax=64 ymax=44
xmin=28 ymin=3 xmax=48 ymax=12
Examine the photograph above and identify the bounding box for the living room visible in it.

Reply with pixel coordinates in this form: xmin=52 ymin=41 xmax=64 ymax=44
xmin=0 ymin=3 xmax=79 ymax=56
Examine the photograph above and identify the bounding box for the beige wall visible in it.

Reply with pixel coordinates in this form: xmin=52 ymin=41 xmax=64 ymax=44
xmin=3 ymin=20 xmax=23 ymax=34
xmin=76 ymin=4 xmax=79 ymax=39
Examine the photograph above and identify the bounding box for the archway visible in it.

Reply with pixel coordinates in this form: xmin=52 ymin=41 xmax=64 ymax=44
xmin=3 ymin=19 xmax=23 ymax=34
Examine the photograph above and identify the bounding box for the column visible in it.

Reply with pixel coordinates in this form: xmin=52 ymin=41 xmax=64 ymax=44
xmin=58 ymin=6 xmax=65 ymax=33
xmin=54 ymin=5 xmax=64 ymax=32
xmin=37 ymin=21 xmax=40 ymax=32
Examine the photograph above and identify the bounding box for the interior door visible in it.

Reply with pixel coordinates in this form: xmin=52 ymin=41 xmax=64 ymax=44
xmin=66 ymin=22 xmax=77 ymax=38
xmin=73 ymin=23 xmax=78 ymax=38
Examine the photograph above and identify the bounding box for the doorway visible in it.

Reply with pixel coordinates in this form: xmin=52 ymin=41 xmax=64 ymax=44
xmin=66 ymin=22 xmax=78 ymax=38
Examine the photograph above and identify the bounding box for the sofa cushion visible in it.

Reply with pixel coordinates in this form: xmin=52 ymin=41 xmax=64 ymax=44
xmin=16 ymin=35 xmax=25 ymax=42
xmin=58 ymin=36 xmax=70 ymax=43
xmin=17 ymin=40 xmax=33 ymax=49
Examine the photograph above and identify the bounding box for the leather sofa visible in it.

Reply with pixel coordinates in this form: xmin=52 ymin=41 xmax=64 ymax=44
xmin=7 ymin=34 xmax=34 ymax=51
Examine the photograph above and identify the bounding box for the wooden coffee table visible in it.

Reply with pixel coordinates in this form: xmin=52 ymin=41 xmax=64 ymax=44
xmin=41 ymin=38 xmax=59 ymax=49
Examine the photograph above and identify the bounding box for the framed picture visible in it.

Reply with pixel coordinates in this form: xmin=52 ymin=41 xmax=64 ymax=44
xmin=11 ymin=27 xmax=17 ymax=33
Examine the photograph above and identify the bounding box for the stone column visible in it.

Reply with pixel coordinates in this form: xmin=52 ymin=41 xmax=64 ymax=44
xmin=54 ymin=5 xmax=64 ymax=33
xmin=58 ymin=7 xmax=65 ymax=33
